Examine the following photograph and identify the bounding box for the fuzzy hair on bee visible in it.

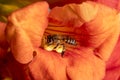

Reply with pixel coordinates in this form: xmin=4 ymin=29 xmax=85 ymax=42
xmin=41 ymin=34 xmax=77 ymax=57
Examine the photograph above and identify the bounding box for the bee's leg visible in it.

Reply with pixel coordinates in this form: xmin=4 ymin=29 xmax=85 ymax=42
xmin=54 ymin=43 xmax=65 ymax=57
xmin=53 ymin=43 xmax=59 ymax=49
xmin=61 ymin=52 xmax=64 ymax=57
xmin=61 ymin=44 xmax=65 ymax=57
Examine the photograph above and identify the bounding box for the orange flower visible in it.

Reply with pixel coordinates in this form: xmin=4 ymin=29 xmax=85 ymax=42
xmin=0 ymin=1 xmax=120 ymax=80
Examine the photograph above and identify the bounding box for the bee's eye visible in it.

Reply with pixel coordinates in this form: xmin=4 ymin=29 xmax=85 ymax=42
xmin=46 ymin=35 xmax=53 ymax=44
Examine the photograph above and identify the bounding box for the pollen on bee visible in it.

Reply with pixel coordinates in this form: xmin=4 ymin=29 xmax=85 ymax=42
xmin=54 ymin=44 xmax=64 ymax=54
xmin=43 ymin=44 xmax=56 ymax=51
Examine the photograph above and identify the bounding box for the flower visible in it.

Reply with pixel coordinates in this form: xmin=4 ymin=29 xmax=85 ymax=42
xmin=0 ymin=1 xmax=120 ymax=80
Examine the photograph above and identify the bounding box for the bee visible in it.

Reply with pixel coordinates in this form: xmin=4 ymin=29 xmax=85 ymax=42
xmin=42 ymin=34 xmax=77 ymax=57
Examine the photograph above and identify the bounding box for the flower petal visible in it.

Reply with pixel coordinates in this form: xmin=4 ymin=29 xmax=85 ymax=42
xmin=106 ymin=37 xmax=120 ymax=69
xmin=103 ymin=66 xmax=120 ymax=80
xmin=49 ymin=1 xmax=98 ymax=27
xmin=0 ymin=22 xmax=8 ymax=59
xmin=5 ymin=1 xmax=49 ymax=64
xmin=29 ymin=48 xmax=105 ymax=80
xmin=95 ymin=0 xmax=120 ymax=11
xmin=103 ymin=37 xmax=120 ymax=80
xmin=48 ymin=1 xmax=120 ymax=61
xmin=0 ymin=54 xmax=28 ymax=80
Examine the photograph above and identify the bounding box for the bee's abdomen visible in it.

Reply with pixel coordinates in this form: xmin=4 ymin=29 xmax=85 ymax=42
xmin=64 ymin=36 xmax=76 ymax=45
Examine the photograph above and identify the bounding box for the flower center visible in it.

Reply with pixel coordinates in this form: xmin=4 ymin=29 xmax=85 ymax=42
xmin=41 ymin=25 xmax=81 ymax=56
